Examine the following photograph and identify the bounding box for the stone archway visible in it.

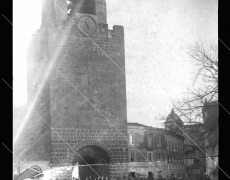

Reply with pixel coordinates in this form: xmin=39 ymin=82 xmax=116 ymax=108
xmin=67 ymin=140 xmax=114 ymax=163
xmin=67 ymin=140 xmax=114 ymax=180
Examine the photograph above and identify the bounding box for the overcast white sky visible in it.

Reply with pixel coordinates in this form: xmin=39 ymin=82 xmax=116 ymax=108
xmin=13 ymin=0 xmax=218 ymax=127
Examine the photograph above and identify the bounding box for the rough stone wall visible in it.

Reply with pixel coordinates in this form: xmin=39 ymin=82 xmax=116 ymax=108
xmin=13 ymin=27 xmax=51 ymax=162
xmin=16 ymin=1 xmax=128 ymax=179
xmin=50 ymin=128 xmax=128 ymax=163
xmin=48 ymin=22 xmax=126 ymax=128
xmin=49 ymin=128 xmax=128 ymax=179
xmin=47 ymin=18 xmax=127 ymax=179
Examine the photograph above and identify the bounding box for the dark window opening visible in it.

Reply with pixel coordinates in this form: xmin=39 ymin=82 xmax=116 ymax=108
xmin=147 ymin=152 xmax=152 ymax=162
xmin=130 ymin=151 xmax=135 ymax=162
xmin=130 ymin=172 xmax=136 ymax=178
xmin=157 ymin=136 xmax=161 ymax=145
xmin=67 ymin=0 xmax=96 ymax=16
xmin=157 ymin=171 xmax=162 ymax=178
xmin=157 ymin=153 xmax=161 ymax=160
xmin=148 ymin=172 xmax=153 ymax=179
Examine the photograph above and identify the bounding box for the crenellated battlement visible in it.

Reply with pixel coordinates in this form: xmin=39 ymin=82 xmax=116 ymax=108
xmin=54 ymin=19 xmax=124 ymax=41
xmin=41 ymin=0 xmax=123 ymax=40
xmin=98 ymin=24 xmax=124 ymax=39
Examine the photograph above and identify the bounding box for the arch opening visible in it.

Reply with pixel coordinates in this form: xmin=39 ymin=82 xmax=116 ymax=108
xmin=72 ymin=145 xmax=110 ymax=180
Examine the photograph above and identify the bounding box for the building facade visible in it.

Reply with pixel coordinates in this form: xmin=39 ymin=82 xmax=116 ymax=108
xmin=202 ymin=101 xmax=219 ymax=179
xmin=166 ymin=131 xmax=185 ymax=178
xmin=127 ymin=120 xmax=185 ymax=179
xmin=183 ymin=134 xmax=206 ymax=180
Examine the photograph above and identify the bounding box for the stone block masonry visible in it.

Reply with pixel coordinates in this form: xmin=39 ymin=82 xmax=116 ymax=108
xmin=48 ymin=20 xmax=128 ymax=179
xmin=51 ymin=128 xmax=128 ymax=163
xmin=50 ymin=128 xmax=129 ymax=179
xmin=23 ymin=1 xmax=128 ymax=180
xmin=48 ymin=22 xmax=126 ymax=130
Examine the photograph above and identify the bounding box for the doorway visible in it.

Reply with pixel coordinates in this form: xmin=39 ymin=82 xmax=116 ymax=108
xmin=72 ymin=145 xmax=110 ymax=180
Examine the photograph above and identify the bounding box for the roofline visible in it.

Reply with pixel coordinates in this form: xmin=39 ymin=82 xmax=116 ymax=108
xmin=127 ymin=122 xmax=150 ymax=128
xmin=127 ymin=122 xmax=165 ymax=130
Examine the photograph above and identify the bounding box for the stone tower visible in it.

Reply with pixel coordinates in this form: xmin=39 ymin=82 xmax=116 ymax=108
xmin=26 ymin=0 xmax=128 ymax=179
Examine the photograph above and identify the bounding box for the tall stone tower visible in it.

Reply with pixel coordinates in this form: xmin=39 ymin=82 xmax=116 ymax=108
xmin=27 ymin=0 xmax=128 ymax=179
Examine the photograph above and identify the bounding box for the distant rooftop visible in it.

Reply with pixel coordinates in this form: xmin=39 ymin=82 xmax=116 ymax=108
xmin=127 ymin=122 xmax=150 ymax=128
xmin=166 ymin=108 xmax=183 ymax=123
xmin=127 ymin=122 xmax=165 ymax=131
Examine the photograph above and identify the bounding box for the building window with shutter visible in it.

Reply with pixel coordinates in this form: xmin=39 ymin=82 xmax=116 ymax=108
xmin=189 ymin=154 xmax=193 ymax=165
xmin=157 ymin=153 xmax=161 ymax=160
xmin=147 ymin=136 xmax=152 ymax=148
xmin=196 ymin=149 xmax=199 ymax=158
xmin=147 ymin=151 xmax=153 ymax=162
xmin=170 ymin=141 xmax=172 ymax=151
xmin=157 ymin=136 xmax=160 ymax=144
xmin=157 ymin=136 xmax=161 ymax=147
xmin=130 ymin=151 xmax=135 ymax=162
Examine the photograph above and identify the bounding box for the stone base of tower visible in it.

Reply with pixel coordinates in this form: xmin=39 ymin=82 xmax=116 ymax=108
xmin=50 ymin=128 xmax=129 ymax=180
xmin=49 ymin=164 xmax=129 ymax=180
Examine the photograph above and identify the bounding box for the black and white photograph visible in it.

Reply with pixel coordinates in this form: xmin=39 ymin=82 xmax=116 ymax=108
xmin=9 ymin=0 xmax=223 ymax=180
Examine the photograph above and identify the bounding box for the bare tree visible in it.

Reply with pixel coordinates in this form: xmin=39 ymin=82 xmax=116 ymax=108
xmin=173 ymin=41 xmax=218 ymax=148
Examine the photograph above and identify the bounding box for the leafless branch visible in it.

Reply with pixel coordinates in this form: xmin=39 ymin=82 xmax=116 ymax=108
xmin=172 ymin=41 xmax=218 ymax=147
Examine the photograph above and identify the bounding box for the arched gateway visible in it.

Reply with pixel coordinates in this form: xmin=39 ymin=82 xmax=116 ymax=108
xmin=67 ymin=140 xmax=114 ymax=180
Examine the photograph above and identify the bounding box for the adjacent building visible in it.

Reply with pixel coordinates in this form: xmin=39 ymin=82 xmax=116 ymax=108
xmin=127 ymin=123 xmax=167 ymax=179
xmin=127 ymin=109 xmax=186 ymax=179
xmin=164 ymin=109 xmax=186 ymax=178
xmin=202 ymin=100 xmax=219 ymax=179
xmin=183 ymin=124 xmax=206 ymax=180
